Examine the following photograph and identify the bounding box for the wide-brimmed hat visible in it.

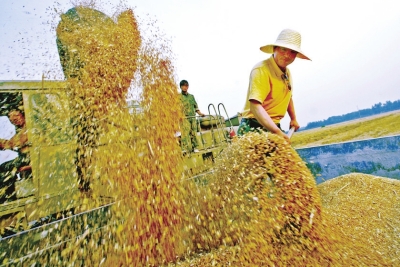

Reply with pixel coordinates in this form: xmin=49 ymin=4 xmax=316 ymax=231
xmin=260 ymin=29 xmax=311 ymax=60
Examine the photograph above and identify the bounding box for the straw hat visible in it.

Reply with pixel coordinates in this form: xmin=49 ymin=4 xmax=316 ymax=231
xmin=260 ymin=29 xmax=311 ymax=60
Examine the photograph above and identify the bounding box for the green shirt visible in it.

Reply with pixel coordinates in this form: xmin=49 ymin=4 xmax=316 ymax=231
xmin=180 ymin=92 xmax=199 ymax=117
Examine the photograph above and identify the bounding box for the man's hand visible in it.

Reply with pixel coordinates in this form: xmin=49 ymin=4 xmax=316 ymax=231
xmin=289 ymin=119 xmax=300 ymax=131
xmin=276 ymin=130 xmax=291 ymax=144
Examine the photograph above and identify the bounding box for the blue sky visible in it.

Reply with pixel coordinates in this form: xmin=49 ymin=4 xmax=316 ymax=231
xmin=1 ymin=0 xmax=400 ymax=129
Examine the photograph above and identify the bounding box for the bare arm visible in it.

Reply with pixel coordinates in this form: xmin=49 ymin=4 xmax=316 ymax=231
xmin=249 ymin=100 xmax=290 ymax=143
xmin=287 ymin=98 xmax=300 ymax=131
xmin=196 ymin=110 xmax=206 ymax=117
xmin=0 ymin=130 xmax=28 ymax=150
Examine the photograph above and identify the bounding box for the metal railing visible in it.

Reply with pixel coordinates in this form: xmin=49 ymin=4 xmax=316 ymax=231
xmin=179 ymin=103 xmax=236 ymax=152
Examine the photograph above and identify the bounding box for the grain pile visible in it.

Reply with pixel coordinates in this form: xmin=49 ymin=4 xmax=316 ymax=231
xmin=174 ymin=132 xmax=342 ymax=266
xmin=318 ymin=173 xmax=400 ymax=266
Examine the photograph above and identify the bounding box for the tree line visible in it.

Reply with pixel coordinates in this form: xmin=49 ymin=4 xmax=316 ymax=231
xmin=302 ymin=99 xmax=400 ymax=131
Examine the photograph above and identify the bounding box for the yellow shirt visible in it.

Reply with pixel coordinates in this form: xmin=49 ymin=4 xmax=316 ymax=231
xmin=241 ymin=56 xmax=292 ymax=123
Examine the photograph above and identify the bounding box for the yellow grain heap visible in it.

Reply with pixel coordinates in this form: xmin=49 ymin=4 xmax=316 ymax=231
xmin=175 ymin=132 xmax=342 ymax=266
xmin=319 ymin=173 xmax=400 ymax=266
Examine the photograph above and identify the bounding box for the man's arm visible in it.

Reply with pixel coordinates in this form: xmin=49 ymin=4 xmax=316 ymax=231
xmin=196 ymin=110 xmax=206 ymax=117
xmin=249 ymin=100 xmax=290 ymax=142
xmin=0 ymin=130 xmax=28 ymax=150
xmin=192 ymin=95 xmax=205 ymax=117
xmin=287 ymin=98 xmax=300 ymax=131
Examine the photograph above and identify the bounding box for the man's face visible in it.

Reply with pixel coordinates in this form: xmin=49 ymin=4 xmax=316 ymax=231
xmin=181 ymin=84 xmax=189 ymax=92
xmin=273 ymin=46 xmax=298 ymax=69
xmin=8 ymin=110 xmax=25 ymax=127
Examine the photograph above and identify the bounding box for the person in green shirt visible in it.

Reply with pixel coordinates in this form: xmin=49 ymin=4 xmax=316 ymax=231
xmin=179 ymin=80 xmax=205 ymax=153
xmin=238 ymin=29 xmax=311 ymax=143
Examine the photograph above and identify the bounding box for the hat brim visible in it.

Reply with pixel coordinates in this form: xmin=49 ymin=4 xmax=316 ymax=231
xmin=260 ymin=44 xmax=311 ymax=60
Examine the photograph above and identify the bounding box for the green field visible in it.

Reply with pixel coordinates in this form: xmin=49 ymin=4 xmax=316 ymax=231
xmin=291 ymin=110 xmax=400 ymax=148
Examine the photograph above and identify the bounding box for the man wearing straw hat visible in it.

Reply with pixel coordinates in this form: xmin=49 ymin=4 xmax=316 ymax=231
xmin=238 ymin=29 xmax=311 ymax=142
